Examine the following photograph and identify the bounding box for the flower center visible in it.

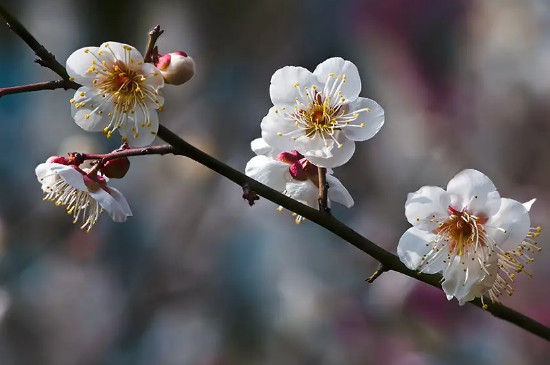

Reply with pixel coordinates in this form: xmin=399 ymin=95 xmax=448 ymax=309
xmin=98 ymin=61 xmax=143 ymax=114
xmin=434 ymin=206 xmax=489 ymax=256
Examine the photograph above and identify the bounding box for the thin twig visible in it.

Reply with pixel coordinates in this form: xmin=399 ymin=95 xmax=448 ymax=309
xmin=0 ymin=80 xmax=74 ymax=98
xmin=1 ymin=6 xmax=549 ymax=342
xmin=143 ymin=25 xmax=163 ymax=63
xmin=318 ymin=166 xmax=331 ymax=213
xmin=366 ymin=263 xmax=388 ymax=283
xmin=75 ymin=145 xmax=175 ymax=165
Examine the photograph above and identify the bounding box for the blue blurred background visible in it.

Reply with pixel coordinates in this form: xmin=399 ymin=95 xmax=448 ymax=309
xmin=0 ymin=0 xmax=549 ymax=364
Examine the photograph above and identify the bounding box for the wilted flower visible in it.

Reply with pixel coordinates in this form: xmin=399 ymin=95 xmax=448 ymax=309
xmin=261 ymin=57 xmax=384 ymax=168
xmin=36 ymin=157 xmax=132 ymax=232
xmin=66 ymin=42 xmax=165 ymax=147
xmin=245 ymin=138 xmax=353 ymax=223
xmin=397 ymin=169 xmax=541 ymax=305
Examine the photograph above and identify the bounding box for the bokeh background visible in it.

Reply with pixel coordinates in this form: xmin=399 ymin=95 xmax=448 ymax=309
xmin=0 ymin=0 xmax=550 ymax=364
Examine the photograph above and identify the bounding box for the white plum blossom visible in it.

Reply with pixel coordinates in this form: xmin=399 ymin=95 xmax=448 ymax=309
xmin=36 ymin=158 xmax=132 ymax=232
xmin=261 ymin=57 xmax=384 ymax=168
xmin=245 ymin=138 xmax=354 ymax=223
xmin=397 ymin=169 xmax=542 ymax=306
xmin=66 ymin=42 xmax=165 ymax=147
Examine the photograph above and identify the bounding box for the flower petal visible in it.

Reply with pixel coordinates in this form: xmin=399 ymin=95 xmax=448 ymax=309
xmin=250 ymin=137 xmax=277 ymax=157
xmin=141 ymin=62 xmax=165 ymax=92
xmin=305 ymin=139 xmax=355 ymax=168
xmin=71 ymin=88 xmax=110 ymax=132
xmin=326 ymin=175 xmax=354 ymax=208
xmin=56 ymin=166 xmax=88 ymax=191
xmin=341 ymin=97 xmax=385 ymax=141
xmin=405 ymin=186 xmax=451 ymax=231
xmin=441 ymin=255 xmax=490 ymax=304
xmin=261 ymin=106 xmax=301 ymax=153
xmin=523 ymin=198 xmax=536 ymax=211
xmin=245 ymin=155 xmax=290 ymax=192
xmin=90 ymin=187 xmax=132 ymax=222
xmin=447 ymin=169 xmax=501 ymax=215
xmin=313 ymin=57 xmax=361 ymax=101
xmin=66 ymin=46 xmax=109 ymax=84
xmin=101 ymin=41 xmax=144 ymax=65
xmin=397 ymin=227 xmax=446 ymax=274
xmin=486 ymin=198 xmax=530 ymax=249
xmin=270 ymin=66 xmax=317 ymax=108
xmin=285 ymin=180 xmax=319 ymax=208
xmin=119 ymin=103 xmax=159 ymax=147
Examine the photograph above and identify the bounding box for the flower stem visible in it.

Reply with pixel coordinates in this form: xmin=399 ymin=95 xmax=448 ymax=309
xmin=317 ymin=167 xmax=331 ymax=213
xmin=76 ymin=145 xmax=175 ymax=165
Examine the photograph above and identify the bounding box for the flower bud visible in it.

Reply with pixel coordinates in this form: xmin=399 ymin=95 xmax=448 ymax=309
xmin=155 ymin=51 xmax=195 ymax=85
xmin=101 ymin=157 xmax=130 ymax=179
xmin=46 ymin=155 xmax=71 ymax=165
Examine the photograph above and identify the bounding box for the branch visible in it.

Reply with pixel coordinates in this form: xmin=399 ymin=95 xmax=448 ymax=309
xmin=1 ymin=6 xmax=549 ymax=342
xmin=0 ymin=4 xmax=73 ymax=81
xmin=143 ymin=25 xmax=163 ymax=63
xmin=0 ymin=80 xmax=74 ymax=98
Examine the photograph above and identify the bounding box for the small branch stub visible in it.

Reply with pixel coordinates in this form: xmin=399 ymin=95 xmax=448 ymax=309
xmin=242 ymin=183 xmax=260 ymax=206
xmin=366 ymin=264 xmax=389 ymax=283
xmin=318 ymin=166 xmax=330 ymax=213
xmin=144 ymin=25 xmax=164 ymax=63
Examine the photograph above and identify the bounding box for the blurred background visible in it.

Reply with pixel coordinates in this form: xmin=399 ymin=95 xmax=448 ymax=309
xmin=0 ymin=0 xmax=549 ymax=364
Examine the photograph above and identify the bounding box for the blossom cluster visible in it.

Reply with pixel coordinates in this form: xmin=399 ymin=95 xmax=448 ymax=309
xmin=247 ymin=57 xmax=385 ymax=222
xmin=30 ymin=36 xmax=541 ymax=307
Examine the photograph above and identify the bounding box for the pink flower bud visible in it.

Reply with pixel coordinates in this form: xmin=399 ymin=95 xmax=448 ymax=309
xmin=101 ymin=157 xmax=130 ymax=179
xmin=46 ymin=155 xmax=71 ymax=165
xmin=155 ymin=51 xmax=195 ymax=85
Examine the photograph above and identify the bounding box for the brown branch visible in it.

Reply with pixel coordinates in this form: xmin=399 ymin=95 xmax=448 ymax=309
xmin=75 ymin=145 xmax=175 ymax=165
xmin=317 ymin=166 xmax=330 ymax=213
xmin=143 ymin=25 xmax=163 ymax=63
xmin=0 ymin=80 xmax=75 ymax=98
xmin=1 ymin=6 xmax=549 ymax=342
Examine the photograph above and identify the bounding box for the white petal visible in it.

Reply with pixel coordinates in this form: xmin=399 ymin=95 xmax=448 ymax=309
xmin=523 ymin=198 xmax=536 ymax=211
xmin=251 ymin=138 xmax=276 ymax=157
xmin=441 ymin=255 xmax=490 ymax=304
xmin=270 ymin=66 xmax=317 ymax=108
xmin=486 ymin=198 xmax=530 ymax=249
xmin=326 ymin=175 xmax=354 ymax=208
xmin=90 ymin=187 xmax=132 ymax=222
xmin=305 ymin=139 xmax=355 ymax=168
xmin=245 ymin=155 xmax=290 ymax=192
xmin=447 ymin=169 xmax=500 ymax=215
xmin=405 ymin=186 xmax=451 ymax=231
xmin=56 ymin=166 xmax=88 ymax=191
xmin=285 ymin=180 xmax=319 ymax=208
xmin=101 ymin=41 xmax=144 ymax=65
xmin=456 ymin=260 xmax=498 ymax=305
xmin=35 ymin=163 xmax=63 ymax=189
xmin=313 ymin=57 xmax=361 ymax=101
xmin=71 ymin=88 xmax=110 ymax=132
xmin=261 ymin=106 xmax=301 ymax=153
xmin=66 ymin=46 xmax=106 ymax=84
xmin=141 ymin=62 xmax=165 ymax=95
xmin=119 ymin=104 xmax=159 ymax=147
xmin=341 ymin=98 xmax=384 ymax=141
xmin=397 ymin=227 xmax=445 ymax=274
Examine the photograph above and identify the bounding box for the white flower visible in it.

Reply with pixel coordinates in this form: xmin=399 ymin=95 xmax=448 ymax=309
xmin=66 ymin=42 xmax=165 ymax=147
xmin=261 ymin=57 xmax=384 ymax=168
xmin=36 ymin=159 xmax=132 ymax=232
xmin=397 ymin=169 xmax=542 ymax=306
xmin=245 ymin=138 xmax=354 ymax=223
xmin=155 ymin=51 xmax=195 ymax=85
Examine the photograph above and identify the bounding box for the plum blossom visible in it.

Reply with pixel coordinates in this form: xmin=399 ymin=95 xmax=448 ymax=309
xmin=397 ymin=169 xmax=541 ymax=306
xmin=36 ymin=157 xmax=132 ymax=232
xmin=66 ymin=42 xmax=165 ymax=147
xmin=261 ymin=57 xmax=384 ymax=168
xmin=245 ymin=138 xmax=353 ymax=223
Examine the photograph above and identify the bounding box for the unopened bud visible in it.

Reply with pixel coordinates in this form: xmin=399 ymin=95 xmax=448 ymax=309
xmin=155 ymin=51 xmax=195 ymax=85
xmin=47 ymin=155 xmax=71 ymax=165
xmin=101 ymin=157 xmax=130 ymax=179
